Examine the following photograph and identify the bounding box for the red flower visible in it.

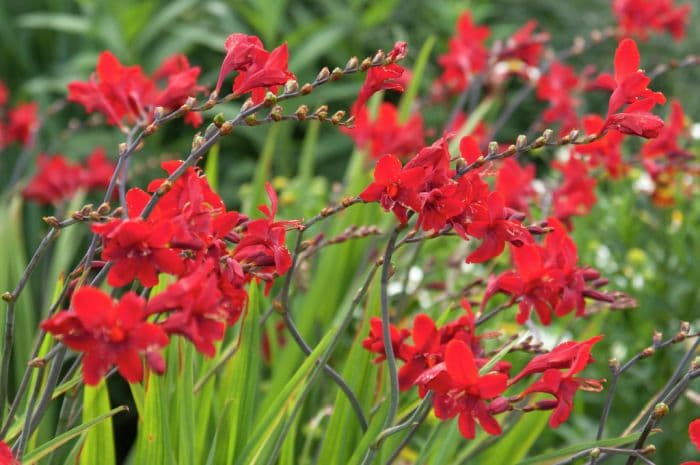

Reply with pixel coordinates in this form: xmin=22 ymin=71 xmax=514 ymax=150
xmin=68 ymin=51 xmax=156 ymax=126
xmin=512 ymin=336 xmax=604 ymax=428
xmin=92 ymin=205 xmax=186 ymax=287
xmin=361 ymin=317 xmax=410 ymax=364
xmin=613 ymin=0 xmax=691 ymax=41
xmin=602 ymin=39 xmax=666 ymax=138
xmin=233 ymin=43 xmax=296 ymax=104
xmin=576 ymin=114 xmax=626 ymax=178
xmin=343 ymin=102 xmax=425 ymax=159
xmin=215 ymin=33 xmax=265 ymax=94
xmin=435 ymin=12 xmax=490 ymax=95
xmin=153 ymin=54 xmax=206 ymax=127
xmin=41 ymin=287 xmax=168 ymax=385
xmin=397 ymin=314 xmax=441 ymax=390
xmin=148 ymin=261 xmax=235 ymax=357
xmin=22 ymin=154 xmax=84 ymax=205
xmin=353 ymin=43 xmax=407 ymax=114
xmin=359 ymin=154 xmax=424 ymax=223
xmin=7 ymin=102 xmax=39 ymax=146
xmin=498 ymin=20 xmax=549 ymax=66
xmin=495 ymin=158 xmax=535 ymax=214
xmin=83 ymin=147 xmax=116 ymax=191
xmin=552 ymin=155 xmax=597 ymax=227
xmin=466 ymin=192 xmax=531 ymax=263
xmin=68 ymin=51 xmax=204 ymax=127
xmin=233 ymin=183 xmax=298 ymax=293
xmin=0 ymin=440 xmax=19 ymax=465
xmin=536 ymin=61 xmax=580 ymax=134
xmin=642 ymin=100 xmax=691 ymax=160
xmin=417 ymin=340 xmax=508 ymax=439
xmin=682 ymin=419 xmax=700 ymax=465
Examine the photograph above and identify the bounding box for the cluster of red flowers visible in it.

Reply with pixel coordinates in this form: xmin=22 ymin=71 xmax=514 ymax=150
xmin=68 ymin=51 xmax=206 ymax=127
xmin=22 ymin=147 xmax=115 ymax=205
xmin=41 ymin=159 xmax=298 ymax=383
xmin=482 ymin=217 xmax=612 ymax=325
xmin=215 ymin=33 xmax=296 ymax=103
xmin=363 ymin=301 xmax=604 ymax=438
xmin=613 ymin=0 xmax=691 ymax=41
xmin=0 ymin=81 xmax=38 ymax=150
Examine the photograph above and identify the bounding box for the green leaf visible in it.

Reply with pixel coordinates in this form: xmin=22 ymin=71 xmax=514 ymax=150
xmin=22 ymin=406 xmax=127 ymax=465
xmin=79 ymin=380 xmax=116 ymax=465
xmin=397 ymin=35 xmax=435 ymax=123
xmin=243 ymin=125 xmax=280 ymax=216
xmin=16 ymin=13 xmax=89 ymax=34
xmin=214 ymin=283 xmax=264 ymax=465
xmin=515 ymin=432 xmax=643 ymax=465
xmin=205 ymin=143 xmax=220 ymax=192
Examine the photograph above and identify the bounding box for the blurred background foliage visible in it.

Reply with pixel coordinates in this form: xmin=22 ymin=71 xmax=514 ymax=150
xmin=2 ymin=0 xmax=700 ymax=463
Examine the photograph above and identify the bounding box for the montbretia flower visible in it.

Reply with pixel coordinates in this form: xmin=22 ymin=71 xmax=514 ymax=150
xmin=465 ymin=192 xmax=531 ymax=264
xmin=342 ymin=102 xmax=425 ymax=159
xmin=352 ymin=42 xmax=408 ymax=114
xmin=613 ymin=0 xmax=691 ymax=41
xmin=359 ymin=154 xmax=424 ymax=224
xmin=602 ymin=39 xmax=666 ymax=138
xmin=511 ymin=336 xmax=604 ymax=428
xmin=41 ymin=287 xmax=168 ymax=385
xmin=416 ymin=339 xmax=508 ymax=439
xmin=0 ymin=440 xmax=19 ymax=465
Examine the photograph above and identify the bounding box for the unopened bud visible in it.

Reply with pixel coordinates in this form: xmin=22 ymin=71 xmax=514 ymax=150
xmin=80 ymin=204 xmax=93 ymax=216
xmin=245 ymin=114 xmax=258 ymax=126
xmin=144 ymin=122 xmax=159 ymax=135
xmin=156 ymin=180 xmax=173 ymax=196
xmin=609 ymin=358 xmax=620 ymax=371
xmin=97 ymin=203 xmax=111 ymax=215
xmin=154 ymin=106 xmax=166 ymax=120
xmin=270 ymin=105 xmax=283 ymax=122
xmin=1 ymin=292 xmax=14 ymax=302
xmin=240 ymin=98 xmax=255 ymax=113
xmin=263 ymin=91 xmax=277 ymax=106
xmin=219 ymin=121 xmax=234 ymax=135
xmin=272 ymin=299 xmax=286 ymax=314
xmin=533 ymin=136 xmax=546 ymax=148
xmin=487 ymin=397 xmax=511 ymax=414
xmin=488 ymin=141 xmax=499 ymax=156
xmin=330 ymin=67 xmax=344 ymax=81
xmin=542 ymin=129 xmax=554 ymax=143
xmin=284 ymin=80 xmax=299 ymax=94
xmin=118 ymin=142 xmax=128 ymax=155
xmin=316 ymin=67 xmax=330 ymax=82
xmin=360 ymin=57 xmax=372 ymax=71
xmin=345 ymin=56 xmax=359 ymax=71
xmin=213 ymin=112 xmax=226 ymax=127
xmin=182 ymin=96 xmax=196 ymax=111
xmin=43 ymin=216 xmax=61 ymax=228
xmin=591 ymin=29 xmax=603 ymax=43
xmin=301 ymin=83 xmax=314 ymax=95
xmin=589 ymin=448 xmax=601 ymax=459
xmin=652 ymin=402 xmax=668 ymax=419
xmin=652 ymin=330 xmax=663 ymax=345
xmin=314 ymin=105 xmax=329 ymax=121
xmin=680 ymin=321 xmax=691 ymax=334
xmin=372 ymin=50 xmax=386 ymax=65
xmin=568 ymin=129 xmax=580 ymax=141
xmin=641 ymin=445 xmax=656 ymax=456
xmin=641 ymin=347 xmax=655 ymax=358
xmin=515 ymin=134 xmax=527 ymax=150
xmin=331 ymin=110 xmax=346 ymax=125
xmin=295 ymin=105 xmax=309 ymax=120
xmin=506 ymin=144 xmax=517 ymax=155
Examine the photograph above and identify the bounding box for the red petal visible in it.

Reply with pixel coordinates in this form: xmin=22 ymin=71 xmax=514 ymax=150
xmin=73 ymin=287 xmax=112 ymax=330
xmin=117 ymin=350 xmax=144 ymax=383
xmin=689 ymin=419 xmax=700 ymax=451
xmin=614 ymin=39 xmax=639 ymax=83
xmin=444 ymin=339 xmax=479 ymax=387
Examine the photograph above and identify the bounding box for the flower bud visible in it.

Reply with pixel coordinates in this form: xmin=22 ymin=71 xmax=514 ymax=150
xmin=542 ymin=129 xmax=554 ymax=143
xmin=213 ymin=112 xmax=226 ymax=127
xmin=316 ymin=67 xmax=330 ymax=82
xmin=331 ymin=67 xmax=344 ymax=81
xmin=487 ymin=397 xmax=511 ymax=414
xmin=314 ymin=105 xmax=329 ymax=121
xmin=97 ymin=203 xmax=111 ymax=215
xmin=1 ymin=292 xmax=14 ymax=302
xmin=345 ymin=56 xmax=359 ymax=72
xmin=331 ymin=110 xmax=346 ymax=125
xmin=515 ymin=134 xmax=527 ymax=150
xmin=284 ymin=79 xmax=299 ymax=94
xmin=652 ymin=402 xmax=668 ymax=419
xmin=360 ymin=57 xmax=372 ymax=71
xmin=270 ymin=105 xmax=283 ymax=122
xmin=372 ymin=50 xmax=386 ymax=65
xmin=240 ymin=98 xmax=256 ymax=113
xmin=641 ymin=346 xmax=655 ymax=358
xmin=301 ymin=83 xmax=314 ymax=95
xmin=488 ymin=141 xmax=499 ymax=156
xmin=263 ymin=91 xmax=278 ymax=106
xmin=589 ymin=448 xmax=601 ymax=459
xmin=219 ymin=121 xmax=234 ymax=135
xmin=295 ymin=105 xmax=309 ymax=120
